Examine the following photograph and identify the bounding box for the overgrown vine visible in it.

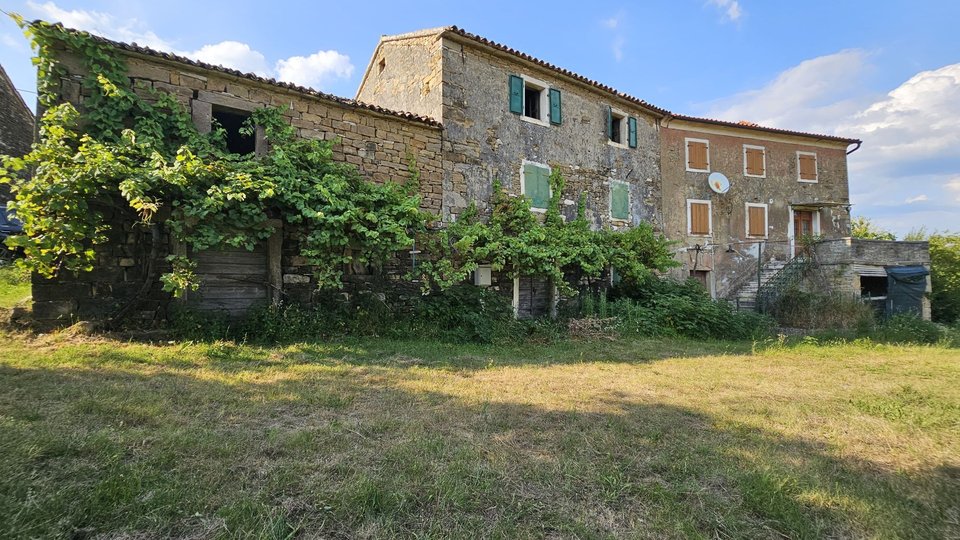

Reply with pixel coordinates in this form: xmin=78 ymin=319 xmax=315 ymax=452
xmin=0 ymin=16 xmax=677 ymax=321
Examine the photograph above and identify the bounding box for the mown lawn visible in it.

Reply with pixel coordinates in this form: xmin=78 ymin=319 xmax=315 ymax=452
xmin=0 ymin=332 xmax=957 ymax=538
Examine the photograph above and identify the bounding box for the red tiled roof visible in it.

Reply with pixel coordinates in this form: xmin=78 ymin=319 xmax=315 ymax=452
xmin=439 ymin=26 xmax=860 ymax=145
xmin=39 ymin=22 xmax=441 ymax=128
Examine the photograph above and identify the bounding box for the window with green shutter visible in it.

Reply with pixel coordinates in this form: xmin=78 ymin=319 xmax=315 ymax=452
xmin=523 ymin=163 xmax=551 ymax=209
xmin=549 ymin=88 xmax=562 ymax=125
xmin=610 ymin=181 xmax=629 ymax=220
xmin=627 ymin=117 xmax=637 ymax=148
xmin=509 ymin=75 xmax=524 ymax=114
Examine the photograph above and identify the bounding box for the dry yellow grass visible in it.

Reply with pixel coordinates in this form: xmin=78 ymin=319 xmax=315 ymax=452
xmin=0 ymin=332 xmax=957 ymax=538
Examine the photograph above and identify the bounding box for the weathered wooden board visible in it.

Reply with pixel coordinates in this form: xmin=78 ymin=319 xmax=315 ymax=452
xmin=188 ymin=243 xmax=269 ymax=315
xmin=516 ymin=276 xmax=552 ymax=319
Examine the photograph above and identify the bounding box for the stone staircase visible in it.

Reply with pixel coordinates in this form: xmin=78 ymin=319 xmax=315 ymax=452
xmin=733 ymin=259 xmax=787 ymax=312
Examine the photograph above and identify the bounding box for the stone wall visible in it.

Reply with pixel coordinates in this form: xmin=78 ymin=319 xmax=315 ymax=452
xmin=435 ymin=36 xmax=662 ymax=228
xmin=660 ymin=122 xmax=854 ymax=298
xmin=30 ymin=41 xmax=445 ymax=323
xmin=355 ymin=32 xmax=444 ymax=123
xmin=0 ymin=64 xmax=35 ymax=200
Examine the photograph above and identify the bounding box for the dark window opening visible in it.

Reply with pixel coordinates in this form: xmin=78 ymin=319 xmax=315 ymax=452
xmin=212 ymin=107 xmax=255 ymax=154
xmin=378 ymin=58 xmax=386 ymax=74
xmin=610 ymin=116 xmax=623 ymax=143
xmin=524 ymin=86 xmax=541 ymax=119
xmin=860 ymin=275 xmax=888 ymax=298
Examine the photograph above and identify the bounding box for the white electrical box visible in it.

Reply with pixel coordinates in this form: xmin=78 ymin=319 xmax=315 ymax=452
xmin=474 ymin=265 xmax=492 ymax=287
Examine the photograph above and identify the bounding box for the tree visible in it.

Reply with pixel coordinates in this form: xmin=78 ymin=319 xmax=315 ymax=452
xmin=851 ymin=216 xmax=896 ymax=241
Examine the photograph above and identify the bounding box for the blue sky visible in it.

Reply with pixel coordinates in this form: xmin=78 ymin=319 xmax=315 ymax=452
xmin=2 ymin=0 xmax=959 ymax=234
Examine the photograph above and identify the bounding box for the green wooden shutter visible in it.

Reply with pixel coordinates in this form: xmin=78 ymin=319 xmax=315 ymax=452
xmin=611 ymin=182 xmax=629 ymax=220
xmin=549 ymin=88 xmax=562 ymax=125
xmin=606 ymin=106 xmax=613 ymax=139
xmin=509 ymin=75 xmax=524 ymax=114
xmin=524 ymin=164 xmax=550 ymax=209
xmin=628 ymin=117 xmax=637 ymax=148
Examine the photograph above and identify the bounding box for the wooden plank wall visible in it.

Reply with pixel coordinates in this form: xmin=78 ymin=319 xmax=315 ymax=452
xmin=189 ymin=244 xmax=269 ymax=316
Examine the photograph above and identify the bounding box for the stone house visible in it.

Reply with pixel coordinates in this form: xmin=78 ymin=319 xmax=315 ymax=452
xmin=27 ymin=24 xmax=931 ymax=322
xmin=0 ymin=63 xmax=35 ymax=200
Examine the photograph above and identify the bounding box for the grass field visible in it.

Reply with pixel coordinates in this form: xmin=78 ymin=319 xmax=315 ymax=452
xmin=0 ymin=264 xmax=30 ymax=309
xmin=0 ymin=332 xmax=957 ymax=538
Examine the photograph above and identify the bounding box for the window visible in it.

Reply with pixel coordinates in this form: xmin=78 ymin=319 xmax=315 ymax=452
xmin=605 ymin=107 xmax=637 ymax=148
xmin=685 ymin=138 xmax=710 ymax=172
xmin=743 ymin=145 xmax=766 ymax=177
xmin=687 ymin=199 xmax=712 ymax=236
xmin=610 ymin=180 xmax=630 ymax=220
xmin=521 ymin=161 xmax=551 ymax=211
xmin=509 ymin=74 xmax=561 ymax=125
xmin=212 ymin=106 xmax=255 ymax=154
xmin=797 ymin=151 xmax=818 ymax=182
xmin=746 ymin=203 xmax=768 ymax=238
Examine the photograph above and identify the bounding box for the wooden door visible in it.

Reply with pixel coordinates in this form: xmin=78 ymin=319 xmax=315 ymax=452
xmin=793 ymin=210 xmax=814 ymax=257
xmin=188 ymin=243 xmax=269 ymax=317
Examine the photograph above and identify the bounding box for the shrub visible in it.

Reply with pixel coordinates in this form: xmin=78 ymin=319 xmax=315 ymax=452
xmin=767 ymin=287 xmax=875 ymax=330
xmin=606 ymin=275 xmax=772 ymax=341
xmin=870 ymin=314 xmax=948 ymax=345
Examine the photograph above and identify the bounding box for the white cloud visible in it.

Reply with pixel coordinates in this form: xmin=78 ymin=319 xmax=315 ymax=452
xmin=190 ymin=41 xmax=270 ymax=76
xmin=27 ymin=0 xmax=174 ymax=51
xmin=704 ymin=50 xmax=868 ymax=132
xmin=25 ymin=1 xmax=355 ymax=89
xmin=600 ymin=12 xmax=627 ymax=62
xmin=947 ymin=178 xmax=960 ymax=202
xmin=698 ymin=53 xmax=960 ymax=235
xmin=2 ymin=33 xmax=29 ymax=51
xmin=707 ymin=0 xmax=743 ymax=23
xmin=275 ymin=51 xmax=354 ymax=89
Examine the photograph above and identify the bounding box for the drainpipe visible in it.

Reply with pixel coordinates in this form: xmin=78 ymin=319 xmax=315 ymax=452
xmin=846 ymin=141 xmax=862 ymax=155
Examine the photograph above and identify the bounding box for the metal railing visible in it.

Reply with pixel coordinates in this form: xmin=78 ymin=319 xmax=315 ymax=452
xmin=755 ymin=255 xmax=811 ymax=313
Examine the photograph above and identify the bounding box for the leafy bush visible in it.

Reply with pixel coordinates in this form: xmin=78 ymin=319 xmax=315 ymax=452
xmin=870 ymin=315 xmax=949 ymax=345
xmin=767 ymin=287 xmax=876 ymax=330
xmin=605 ymin=276 xmax=772 ymax=341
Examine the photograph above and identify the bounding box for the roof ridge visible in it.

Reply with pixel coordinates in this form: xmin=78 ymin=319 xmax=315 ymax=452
xmin=33 ymin=21 xmax=441 ymax=128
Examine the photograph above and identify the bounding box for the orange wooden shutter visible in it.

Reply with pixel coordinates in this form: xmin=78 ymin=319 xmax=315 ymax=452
xmin=748 ymin=206 xmax=766 ymax=236
xmin=688 ymin=141 xmax=708 ymax=170
xmin=746 ymin=148 xmax=764 ymax=175
xmin=799 ymin=154 xmax=816 ymax=180
xmin=690 ymin=202 xmax=709 ymax=234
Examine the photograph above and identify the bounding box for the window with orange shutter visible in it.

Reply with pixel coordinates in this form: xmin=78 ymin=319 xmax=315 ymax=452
xmin=747 ymin=204 xmax=767 ymax=237
xmin=744 ymin=145 xmax=765 ymax=177
xmin=685 ymin=139 xmax=710 ymax=172
xmin=688 ymin=200 xmax=711 ymax=235
xmin=797 ymin=152 xmax=818 ymax=181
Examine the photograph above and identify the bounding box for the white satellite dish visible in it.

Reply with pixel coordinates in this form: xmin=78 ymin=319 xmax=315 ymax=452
xmin=708 ymin=172 xmax=730 ymax=194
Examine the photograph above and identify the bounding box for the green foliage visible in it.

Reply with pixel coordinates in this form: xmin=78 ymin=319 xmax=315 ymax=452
xmin=414 ymin=173 xmax=676 ymax=296
xmin=928 ymin=234 xmax=960 ymax=323
xmin=1 ymin=20 xmax=426 ymax=294
xmin=606 ymin=276 xmax=772 ymax=341
xmin=871 ymin=314 xmax=950 ymax=345
xmin=767 ymin=287 xmax=876 ymax=330
xmin=851 ymin=216 xmax=896 ymax=241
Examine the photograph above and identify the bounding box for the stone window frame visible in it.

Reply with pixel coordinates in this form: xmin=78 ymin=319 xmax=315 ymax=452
xmin=608 ymin=179 xmax=631 ymax=222
xmin=796 ymin=151 xmax=819 ymax=183
xmin=607 ymin=107 xmax=630 ymax=149
xmin=745 ymin=202 xmax=769 ymax=239
xmin=742 ymin=144 xmax=767 ymax=178
xmin=685 ymin=137 xmax=711 ymax=173
xmin=519 ymin=159 xmax=552 ymax=213
xmin=687 ymin=198 xmax=713 ymax=237
xmin=519 ymin=74 xmax=552 ymax=127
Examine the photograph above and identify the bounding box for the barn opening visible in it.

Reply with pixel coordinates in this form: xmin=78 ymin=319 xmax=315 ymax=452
xmin=212 ymin=107 xmax=256 ymax=154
